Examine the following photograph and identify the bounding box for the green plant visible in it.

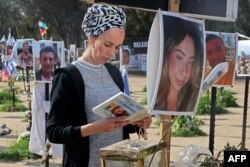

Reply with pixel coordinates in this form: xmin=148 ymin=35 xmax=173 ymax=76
xmin=217 ymin=90 xmax=239 ymax=107
xmin=171 ymin=116 xmax=206 ymax=137
xmin=0 ymin=101 xmax=27 ymax=112
xmin=196 ymin=89 xmax=238 ymax=115
xmin=197 ymin=154 xmax=222 ymax=167
xmin=139 ymin=97 xmax=147 ymax=105
xmin=0 ymin=88 xmax=27 ymax=112
xmin=142 ymin=86 xmax=147 ymax=92
xmin=197 ymin=93 xmax=211 ymax=115
xmin=0 ymin=89 xmax=12 ymax=104
xmin=153 ymin=119 xmax=161 ymax=127
xmin=210 ymin=142 xmax=246 ymax=167
xmin=0 ymin=137 xmax=39 ymax=161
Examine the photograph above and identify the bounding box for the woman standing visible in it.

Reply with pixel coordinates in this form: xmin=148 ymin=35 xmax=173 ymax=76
xmin=46 ymin=4 xmax=152 ymax=167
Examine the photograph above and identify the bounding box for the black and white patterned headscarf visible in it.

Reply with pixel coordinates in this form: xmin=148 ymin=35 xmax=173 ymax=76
xmin=82 ymin=4 xmax=126 ymax=37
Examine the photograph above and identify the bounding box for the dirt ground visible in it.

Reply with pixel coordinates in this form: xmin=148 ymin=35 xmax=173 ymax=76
xmin=0 ymin=74 xmax=249 ymax=166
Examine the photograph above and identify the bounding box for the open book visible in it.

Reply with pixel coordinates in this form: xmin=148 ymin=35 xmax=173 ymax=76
xmin=93 ymin=92 xmax=151 ymax=123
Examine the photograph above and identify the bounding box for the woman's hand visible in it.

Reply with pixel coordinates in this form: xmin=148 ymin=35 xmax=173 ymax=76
xmin=80 ymin=116 xmax=130 ymax=137
xmin=132 ymin=116 xmax=152 ymax=129
xmin=132 ymin=116 xmax=152 ymax=140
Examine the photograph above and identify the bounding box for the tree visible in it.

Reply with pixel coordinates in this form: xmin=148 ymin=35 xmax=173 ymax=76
xmin=20 ymin=0 xmax=88 ymax=47
xmin=1 ymin=1 xmax=250 ymax=48
xmin=235 ymin=0 xmax=250 ymax=36
xmin=0 ymin=0 xmax=24 ymax=38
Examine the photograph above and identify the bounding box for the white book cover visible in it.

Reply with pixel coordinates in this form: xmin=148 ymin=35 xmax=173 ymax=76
xmin=92 ymin=92 xmax=150 ymax=122
xmin=147 ymin=10 xmax=205 ymax=116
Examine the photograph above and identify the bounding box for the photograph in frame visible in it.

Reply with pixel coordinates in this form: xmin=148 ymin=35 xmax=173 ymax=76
xmin=148 ymin=10 xmax=205 ymax=116
xmin=11 ymin=39 xmax=34 ymax=70
xmin=33 ymin=40 xmax=64 ymax=83
xmin=204 ymin=31 xmax=237 ymax=87
xmin=236 ymin=39 xmax=250 ymax=76
xmin=63 ymin=48 xmax=71 ymax=66
xmin=69 ymin=44 xmax=76 ymax=62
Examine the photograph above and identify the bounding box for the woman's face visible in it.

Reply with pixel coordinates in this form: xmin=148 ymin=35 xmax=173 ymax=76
xmin=168 ymin=34 xmax=195 ymax=93
xmin=90 ymin=28 xmax=125 ymax=65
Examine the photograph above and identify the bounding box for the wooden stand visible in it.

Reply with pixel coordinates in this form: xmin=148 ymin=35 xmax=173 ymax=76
xmin=158 ymin=115 xmax=174 ymax=167
xmin=157 ymin=2 xmax=180 ymax=167
xmin=99 ymin=139 xmax=167 ymax=167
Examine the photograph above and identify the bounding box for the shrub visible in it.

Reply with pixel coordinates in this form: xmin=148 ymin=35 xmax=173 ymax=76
xmin=0 ymin=88 xmax=27 ymax=112
xmin=0 ymin=137 xmax=38 ymax=161
xmin=217 ymin=90 xmax=239 ymax=107
xmin=153 ymin=119 xmax=161 ymax=127
xmin=196 ymin=93 xmax=211 ymax=115
xmin=196 ymin=89 xmax=238 ymax=115
xmin=142 ymin=86 xmax=147 ymax=92
xmin=0 ymin=102 xmax=27 ymax=112
xmin=140 ymin=97 xmax=147 ymax=105
xmin=0 ymin=89 xmax=12 ymax=104
xmin=171 ymin=116 xmax=206 ymax=137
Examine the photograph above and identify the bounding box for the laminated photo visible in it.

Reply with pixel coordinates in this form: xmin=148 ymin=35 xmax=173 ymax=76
xmin=204 ymin=31 xmax=237 ymax=87
xmin=236 ymin=40 xmax=250 ymax=76
xmin=33 ymin=40 xmax=64 ymax=83
xmin=147 ymin=10 xmax=205 ymax=116
xmin=12 ymin=39 xmax=35 ymax=70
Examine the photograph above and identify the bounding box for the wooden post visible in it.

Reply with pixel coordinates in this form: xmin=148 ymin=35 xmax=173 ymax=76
xmin=168 ymin=0 xmax=180 ymax=12
xmin=158 ymin=115 xmax=173 ymax=167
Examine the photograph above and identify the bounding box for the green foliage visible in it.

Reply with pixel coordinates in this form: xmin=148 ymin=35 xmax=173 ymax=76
xmin=235 ymin=0 xmax=250 ymax=37
xmin=171 ymin=116 xmax=206 ymax=137
xmin=0 ymin=88 xmax=27 ymax=112
xmin=198 ymin=155 xmax=222 ymax=167
xmin=1 ymin=0 xmax=250 ymax=48
xmin=197 ymin=93 xmax=211 ymax=115
xmin=196 ymin=89 xmax=238 ymax=115
xmin=139 ymin=97 xmax=147 ymax=105
xmin=153 ymin=119 xmax=161 ymax=127
xmin=0 ymin=102 xmax=27 ymax=112
xmin=2 ymin=0 xmax=250 ymax=47
xmin=0 ymin=89 xmax=12 ymax=104
xmin=138 ymin=86 xmax=147 ymax=105
xmin=0 ymin=88 xmax=21 ymax=104
xmin=217 ymin=90 xmax=239 ymax=107
xmin=223 ymin=142 xmax=243 ymax=151
xmin=187 ymin=142 xmax=245 ymax=167
xmin=0 ymin=137 xmax=38 ymax=161
xmin=126 ymin=9 xmax=155 ymax=39
xmin=206 ymin=143 xmax=247 ymax=167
